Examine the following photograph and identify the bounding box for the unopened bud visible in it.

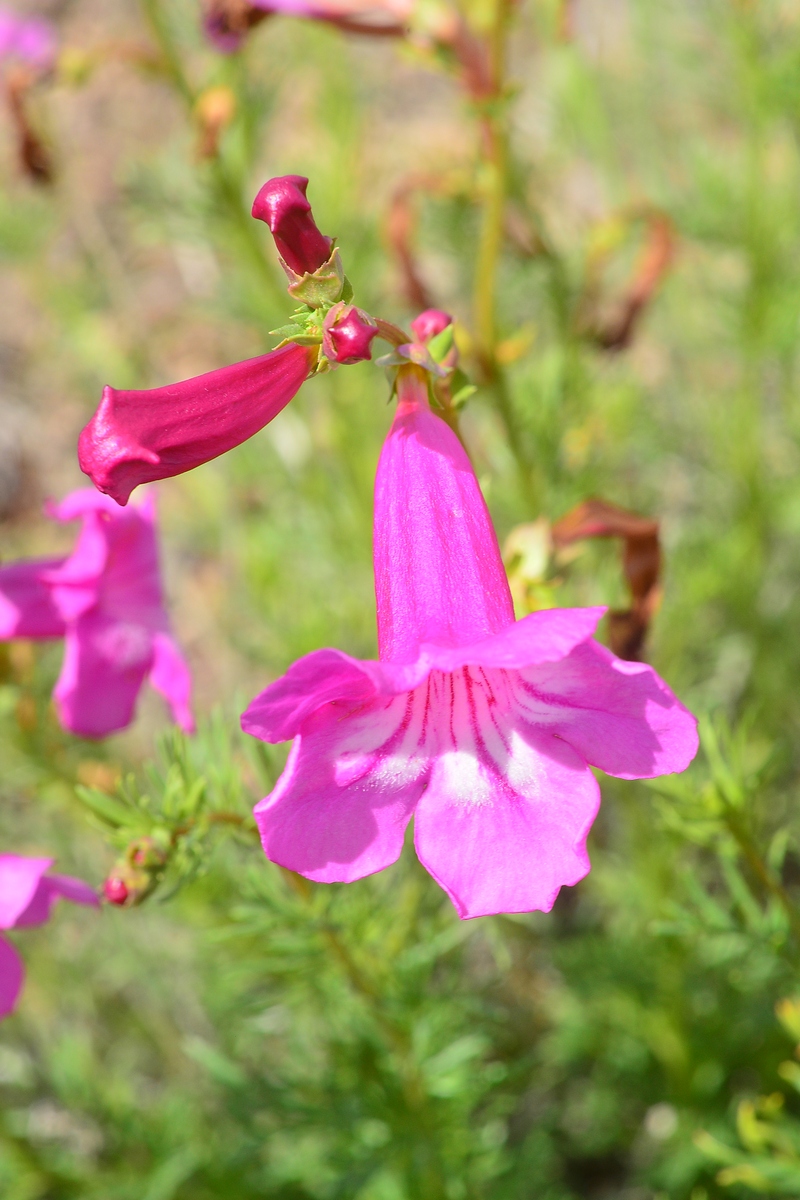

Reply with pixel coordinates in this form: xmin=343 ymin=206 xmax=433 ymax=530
xmin=323 ymin=303 xmax=378 ymax=365
xmin=103 ymin=876 xmax=129 ymax=905
xmin=102 ymin=837 xmax=168 ymax=907
xmin=195 ymin=85 xmax=237 ymax=159
xmin=252 ymin=175 xmax=333 ymax=277
xmin=411 ymin=309 xmax=452 ymax=344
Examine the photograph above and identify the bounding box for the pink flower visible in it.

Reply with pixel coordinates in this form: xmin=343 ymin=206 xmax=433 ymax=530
xmin=0 ymin=7 xmax=57 ymax=71
xmin=0 ymin=488 xmax=194 ymax=738
xmin=79 ymin=342 xmax=316 ymax=507
xmin=0 ymin=854 xmax=98 ymax=1019
xmin=242 ymin=365 xmax=698 ymax=919
xmin=410 ymin=309 xmax=452 ymax=343
xmin=204 ymin=0 xmax=410 ymax=53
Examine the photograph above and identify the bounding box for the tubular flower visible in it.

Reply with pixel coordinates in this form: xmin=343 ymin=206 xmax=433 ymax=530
xmin=0 ymin=488 xmax=194 ymax=738
xmin=203 ymin=0 xmax=410 ymax=53
xmin=242 ymin=365 xmax=698 ymax=919
xmin=78 ymin=342 xmax=316 ymax=507
xmin=80 ymin=176 xmax=378 ymax=505
xmin=0 ymin=854 xmax=98 ymax=1019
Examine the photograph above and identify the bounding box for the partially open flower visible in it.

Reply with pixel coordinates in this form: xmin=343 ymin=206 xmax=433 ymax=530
xmin=322 ymin=302 xmax=378 ymax=365
xmin=252 ymin=174 xmax=333 ymax=277
xmin=79 ymin=341 xmax=316 ymax=505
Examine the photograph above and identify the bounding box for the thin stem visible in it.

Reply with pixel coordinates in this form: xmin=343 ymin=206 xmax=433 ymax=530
xmin=723 ymin=808 xmax=800 ymax=943
xmin=468 ymin=0 xmax=539 ymax=510
xmin=472 ymin=1 xmax=510 ymax=363
xmin=171 ymin=811 xmax=260 ymax=843
xmin=279 ymin=868 xmax=448 ymax=1199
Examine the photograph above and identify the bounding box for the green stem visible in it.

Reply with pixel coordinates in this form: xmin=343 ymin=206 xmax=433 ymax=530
xmin=280 ymin=869 xmax=448 ymax=1199
xmin=723 ymin=809 xmax=800 ymax=943
xmin=469 ymin=0 xmax=538 ymax=510
xmin=472 ymin=3 xmax=509 ymax=363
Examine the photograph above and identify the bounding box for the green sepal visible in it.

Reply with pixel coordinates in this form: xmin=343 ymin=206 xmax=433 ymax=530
xmin=375 ymin=343 xmax=449 ymax=377
xmin=340 ymin=276 xmax=354 ymax=304
xmin=269 ymin=322 xmax=308 ymax=340
xmin=286 ymin=248 xmax=345 ymax=308
xmin=427 ymin=323 xmax=455 ymax=363
xmin=449 ymin=369 xmax=477 ymax=408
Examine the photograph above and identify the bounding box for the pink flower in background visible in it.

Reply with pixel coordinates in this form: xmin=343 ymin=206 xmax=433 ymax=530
xmin=0 ymin=855 xmax=98 ymax=1019
xmin=242 ymin=363 xmax=698 ymax=919
xmin=204 ymin=0 xmax=410 ymax=54
xmin=410 ymin=309 xmax=452 ymax=343
xmin=0 ymin=7 xmax=57 ymax=71
xmin=0 ymin=488 xmax=193 ymax=738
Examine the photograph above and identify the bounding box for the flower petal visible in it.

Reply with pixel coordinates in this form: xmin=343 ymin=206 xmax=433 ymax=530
xmin=53 ymin=611 xmax=153 ymax=738
xmin=149 ymin=631 xmax=195 ymax=733
xmin=0 ymin=935 xmax=24 ymax=1019
xmin=0 ymin=557 xmax=66 ymax=638
xmin=78 ymin=343 xmax=316 ymax=505
xmin=242 ymin=648 xmax=378 ymax=742
xmin=374 ymin=367 xmax=515 ymax=662
xmin=414 ymin=724 xmax=600 ymax=919
xmin=254 ymin=691 xmax=429 ymax=882
xmin=514 ymin=639 xmax=699 ymax=779
xmin=0 ymin=856 xmax=52 ymax=929
xmin=242 ymin=609 xmax=606 ymax=743
xmin=14 ymin=872 xmax=99 ymax=927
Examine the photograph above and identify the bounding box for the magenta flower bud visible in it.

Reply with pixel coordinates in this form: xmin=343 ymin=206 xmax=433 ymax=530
xmin=410 ymin=309 xmax=453 ymax=344
xmin=79 ymin=342 xmax=316 ymax=506
xmin=322 ymin=303 xmax=378 ymax=365
xmin=251 ymin=175 xmax=333 ymax=276
xmin=103 ymin=876 xmax=129 ymax=906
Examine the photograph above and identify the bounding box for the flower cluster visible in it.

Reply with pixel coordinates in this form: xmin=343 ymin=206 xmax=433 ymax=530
xmin=79 ymin=176 xmax=379 ymax=506
xmin=76 ymin=175 xmax=698 ymax=920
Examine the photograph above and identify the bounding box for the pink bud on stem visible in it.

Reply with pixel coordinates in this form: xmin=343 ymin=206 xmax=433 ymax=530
xmin=322 ymin=303 xmax=379 ymax=364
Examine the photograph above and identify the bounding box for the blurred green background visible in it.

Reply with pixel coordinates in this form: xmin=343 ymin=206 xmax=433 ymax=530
xmin=6 ymin=0 xmax=800 ymax=1196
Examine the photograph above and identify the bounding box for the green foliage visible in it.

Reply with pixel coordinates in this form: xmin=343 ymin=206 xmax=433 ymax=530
xmin=8 ymin=0 xmax=800 ymax=1197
